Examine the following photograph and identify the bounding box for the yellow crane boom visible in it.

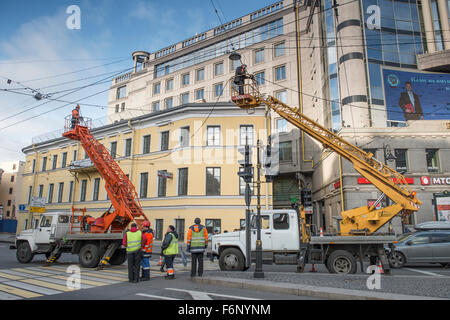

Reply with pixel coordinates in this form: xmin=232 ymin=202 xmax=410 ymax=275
xmin=231 ymin=78 xmax=421 ymax=236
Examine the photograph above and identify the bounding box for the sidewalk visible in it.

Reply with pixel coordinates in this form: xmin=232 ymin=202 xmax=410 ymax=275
xmin=193 ymin=269 xmax=450 ymax=300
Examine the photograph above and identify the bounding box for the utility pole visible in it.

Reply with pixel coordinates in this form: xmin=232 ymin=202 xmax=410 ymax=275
xmin=254 ymin=139 xmax=264 ymax=278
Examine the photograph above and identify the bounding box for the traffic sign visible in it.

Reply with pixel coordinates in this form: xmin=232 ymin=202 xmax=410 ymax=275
xmin=19 ymin=204 xmax=26 ymax=211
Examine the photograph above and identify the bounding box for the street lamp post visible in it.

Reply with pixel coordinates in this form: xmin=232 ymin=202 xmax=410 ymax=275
xmin=254 ymin=139 xmax=264 ymax=278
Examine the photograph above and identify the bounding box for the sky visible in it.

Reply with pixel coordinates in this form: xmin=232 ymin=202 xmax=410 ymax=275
xmin=0 ymin=0 xmax=277 ymax=163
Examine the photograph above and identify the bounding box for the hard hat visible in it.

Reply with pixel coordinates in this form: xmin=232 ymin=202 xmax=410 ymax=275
xmin=194 ymin=218 xmax=201 ymax=224
xmin=76 ymin=105 xmax=80 ymax=109
xmin=143 ymin=221 xmax=150 ymax=227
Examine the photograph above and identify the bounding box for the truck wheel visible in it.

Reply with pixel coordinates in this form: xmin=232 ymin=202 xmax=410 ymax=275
xmin=219 ymin=248 xmax=245 ymax=271
xmin=388 ymin=251 xmax=406 ymax=268
xmin=109 ymin=249 xmax=127 ymax=265
xmin=79 ymin=244 xmax=101 ymax=268
xmin=326 ymin=250 xmax=357 ymax=274
xmin=16 ymin=242 xmax=34 ymax=263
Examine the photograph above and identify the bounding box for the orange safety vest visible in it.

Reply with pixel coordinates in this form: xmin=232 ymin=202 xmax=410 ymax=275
xmin=72 ymin=109 xmax=79 ymax=119
xmin=143 ymin=231 xmax=153 ymax=253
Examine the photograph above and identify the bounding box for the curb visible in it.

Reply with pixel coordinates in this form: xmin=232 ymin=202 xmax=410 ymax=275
xmin=192 ymin=276 xmax=447 ymax=300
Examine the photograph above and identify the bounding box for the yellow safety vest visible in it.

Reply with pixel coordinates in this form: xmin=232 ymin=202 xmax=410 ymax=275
xmin=163 ymin=232 xmax=178 ymax=256
xmin=126 ymin=230 xmax=142 ymax=252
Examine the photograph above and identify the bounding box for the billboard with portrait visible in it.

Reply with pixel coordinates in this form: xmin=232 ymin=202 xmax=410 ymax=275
xmin=382 ymin=68 xmax=450 ymax=123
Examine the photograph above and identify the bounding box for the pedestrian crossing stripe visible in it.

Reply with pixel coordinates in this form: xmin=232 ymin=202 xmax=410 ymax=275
xmin=20 ymin=279 xmax=75 ymax=292
xmin=50 ymin=275 xmax=109 ymax=287
xmin=11 ymin=268 xmax=55 ymax=277
xmin=0 ymin=283 xmax=42 ymax=299
xmin=78 ymin=272 xmax=126 ymax=282
xmin=0 ymin=272 xmax=23 ymax=281
xmin=98 ymin=269 xmax=128 ymax=275
xmin=4 ymin=280 xmax=60 ymax=295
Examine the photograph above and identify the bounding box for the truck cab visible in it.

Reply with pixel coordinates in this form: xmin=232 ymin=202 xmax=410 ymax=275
xmin=212 ymin=209 xmax=300 ymax=271
xmin=14 ymin=212 xmax=80 ymax=263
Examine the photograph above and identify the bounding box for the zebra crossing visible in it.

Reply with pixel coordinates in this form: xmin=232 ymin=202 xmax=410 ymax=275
xmin=0 ymin=257 xmax=219 ymax=300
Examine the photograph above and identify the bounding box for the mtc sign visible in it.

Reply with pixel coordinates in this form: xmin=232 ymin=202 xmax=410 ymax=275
xmin=421 ymin=176 xmax=450 ymax=185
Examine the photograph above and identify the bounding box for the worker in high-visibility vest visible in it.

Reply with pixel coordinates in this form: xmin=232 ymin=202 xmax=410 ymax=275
xmin=122 ymin=223 xmax=143 ymax=283
xmin=161 ymin=225 xmax=178 ymax=280
xmin=140 ymin=221 xmax=153 ymax=281
xmin=71 ymin=105 xmax=80 ymax=129
xmin=186 ymin=218 xmax=208 ymax=277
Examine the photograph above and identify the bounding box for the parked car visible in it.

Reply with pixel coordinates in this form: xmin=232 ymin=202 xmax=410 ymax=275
xmin=387 ymin=222 xmax=450 ymax=268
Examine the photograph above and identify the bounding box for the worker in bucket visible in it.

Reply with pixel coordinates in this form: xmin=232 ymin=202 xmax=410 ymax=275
xmin=122 ymin=223 xmax=143 ymax=283
xmin=140 ymin=221 xmax=153 ymax=281
xmin=71 ymin=105 xmax=81 ymax=129
xmin=233 ymin=64 xmax=254 ymax=95
xmin=161 ymin=225 xmax=179 ymax=280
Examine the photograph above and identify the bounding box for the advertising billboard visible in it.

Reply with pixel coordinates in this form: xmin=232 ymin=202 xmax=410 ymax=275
xmin=434 ymin=193 xmax=450 ymax=222
xmin=382 ymin=68 xmax=450 ymax=123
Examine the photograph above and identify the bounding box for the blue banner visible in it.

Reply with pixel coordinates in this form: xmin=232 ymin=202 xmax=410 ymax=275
xmin=382 ymin=68 xmax=450 ymax=122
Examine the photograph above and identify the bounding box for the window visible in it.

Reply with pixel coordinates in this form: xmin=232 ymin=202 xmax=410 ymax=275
xmin=52 ymin=155 xmax=58 ymax=170
xmin=115 ymin=104 xmax=119 ymax=113
xmin=255 ymin=71 xmax=265 ymax=85
xmin=174 ymin=219 xmax=185 ymax=241
xmin=206 ymin=167 xmax=221 ymax=195
xmin=61 ymin=152 xmax=67 ymax=168
xmin=214 ymin=83 xmax=223 ymax=97
xmin=8 ymin=187 xmax=12 ymax=194
xmin=240 ymin=125 xmax=254 ymax=145
xmin=207 ymin=126 xmax=221 ymax=146
xmin=275 ymin=90 xmax=287 ymax=103
xmin=426 ymin=149 xmax=439 ymax=172
xmin=80 ymin=179 xmax=87 ymax=202
xmin=155 ymin=219 xmax=164 ymax=240
xmin=68 ymin=181 xmax=74 ymax=203
xmin=181 ymin=92 xmax=189 ymax=104
xmin=7 ymin=200 xmax=11 ymax=206
xmin=178 ymin=168 xmax=188 ymax=196
xmin=152 ymin=101 xmax=160 ymax=112
xmin=394 ymin=149 xmax=407 ymax=172
xmin=206 ymin=219 xmax=221 ymax=234
xmin=410 ymin=234 xmax=431 ymax=245
xmin=84 ymin=152 xmax=89 ymax=159
xmin=165 ymin=97 xmax=173 ymax=109
xmin=274 ymin=42 xmax=285 ymax=57
xmin=110 ymin=141 xmax=117 ymax=159
xmin=48 ymin=184 xmax=54 ymax=204
xmin=160 ymin=131 xmax=170 ymax=151
xmin=142 ymin=135 xmax=151 ymax=154
xmin=125 ymin=138 xmax=132 ymax=157
xmin=182 ymin=73 xmax=190 ymax=86
xmin=240 ymin=219 xmax=246 ymax=230
xmin=38 ymin=184 xmax=44 ymax=198
xmin=195 ymin=88 xmax=205 ymax=100
xmin=40 ymin=216 xmax=53 ymax=228
xmin=239 ymin=167 xmax=254 ymax=195
xmin=140 ymin=173 xmax=148 ymax=198
xmin=116 ymin=86 xmax=126 ymax=99
xmin=255 ymin=49 xmax=265 ymax=63
xmin=72 ymin=150 xmax=77 ymax=162
xmin=27 ymin=186 xmax=33 ymax=205
xmin=432 ymin=233 xmax=450 ymax=243
xmin=153 ymin=82 xmax=161 ymax=95
xmin=166 ymin=78 xmax=174 ymax=91
xmin=277 ymin=118 xmax=288 ymax=133
xmin=158 ymin=171 xmax=167 ymax=197
xmin=121 ymin=103 xmax=125 ymax=112
xmin=57 ymin=182 xmax=64 ymax=203
xmin=92 ymin=178 xmax=100 ymax=201
xmin=196 ymin=68 xmax=205 ymax=81
xmin=58 ymin=216 xmax=70 ymax=224
xmin=10 ymin=175 xmax=14 ymax=182
xmin=31 ymin=159 xmax=36 ymax=173
xmin=251 ymin=215 xmax=270 ymax=229
xmin=273 ymin=213 xmax=289 ymax=229
xmin=180 ymin=126 xmax=190 ymax=147
xmin=214 ymin=62 xmax=224 ymax=76
xmin=279 ymin=141 xmax=292 ymax=161
xmin=275 ymin=65 xmax=286 ymax=81
xmin=42 ymin=157 xmax=47 ymax=171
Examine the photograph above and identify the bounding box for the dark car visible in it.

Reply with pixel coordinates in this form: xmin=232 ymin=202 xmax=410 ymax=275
xmin=388 ymin=222 xmax=450 ymax=268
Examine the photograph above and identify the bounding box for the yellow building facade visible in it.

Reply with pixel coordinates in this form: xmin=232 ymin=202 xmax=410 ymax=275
xmin=18 ymin=103 xmax=272 ymax=240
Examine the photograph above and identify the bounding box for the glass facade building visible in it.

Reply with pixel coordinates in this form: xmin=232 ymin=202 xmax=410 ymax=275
xmin=361 ymin=0 xmax=424 ymax=126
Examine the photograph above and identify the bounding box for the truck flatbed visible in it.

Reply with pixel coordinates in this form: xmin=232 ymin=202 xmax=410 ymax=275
xmin=64 ymin=233 xmax=124 ymax=241
xmin=309 ymin=235 xmax=396 ymax=245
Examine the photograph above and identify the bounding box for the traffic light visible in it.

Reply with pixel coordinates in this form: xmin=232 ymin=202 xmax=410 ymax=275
xmin=301 ymin=189 xmax=312 ymax=208
xmin=263 ymin=137 xmax=279 ymax=182
xmin=238 ymin=145 xmax=253 ymax=184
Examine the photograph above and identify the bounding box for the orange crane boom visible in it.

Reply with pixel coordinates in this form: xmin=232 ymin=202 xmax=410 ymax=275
xmin=63 ymin=108 xmax=148 ymax=233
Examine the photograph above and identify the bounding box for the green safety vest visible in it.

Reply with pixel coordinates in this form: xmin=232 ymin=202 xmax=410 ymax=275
xmin=190 ymin=227 xmax=206 ymax=253
xmin=163 ymin=232 xmax=178 ymax=256
xmin=126 ymin=230 xmax=142 ymax=252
